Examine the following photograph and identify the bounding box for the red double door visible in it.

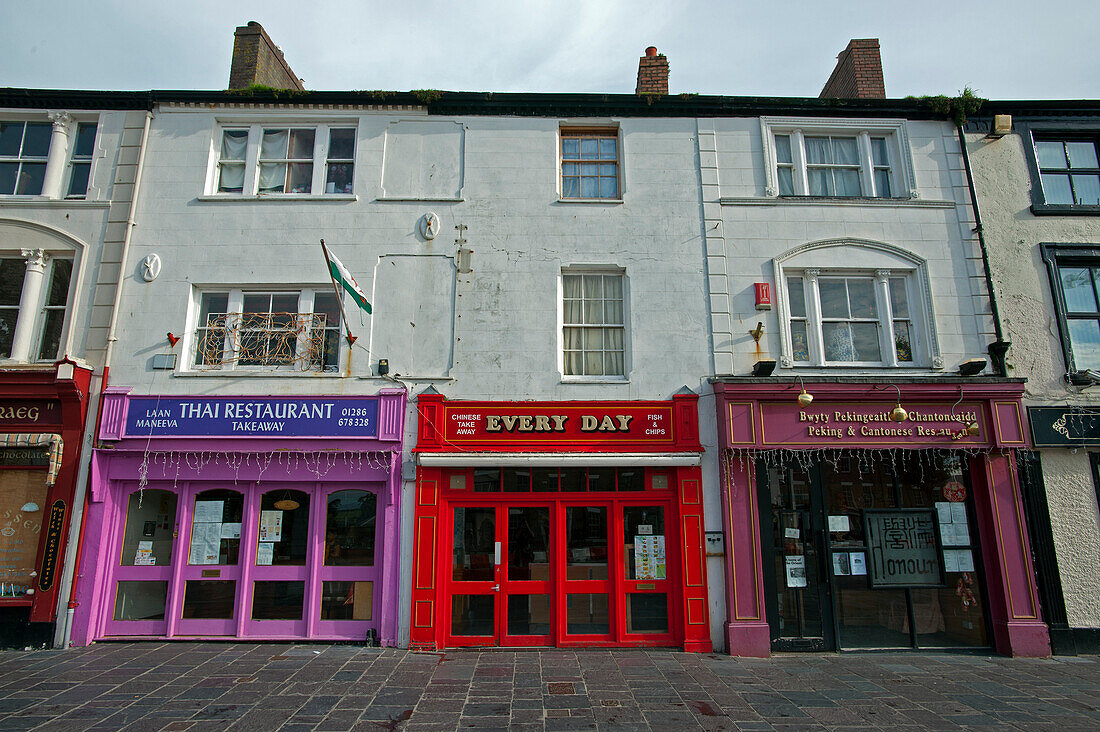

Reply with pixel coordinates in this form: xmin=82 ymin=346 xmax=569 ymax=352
xmin=444 ymin=497 xmax=678 ymax=648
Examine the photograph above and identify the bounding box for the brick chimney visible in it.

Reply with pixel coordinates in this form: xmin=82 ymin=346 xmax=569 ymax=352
xmin=819 ymin=39 xmax=885 ymax=99
xmin=635 ymin=46 xmax=669 ymax=95
xmin=228 ymin=21 xmax=305 ymax=91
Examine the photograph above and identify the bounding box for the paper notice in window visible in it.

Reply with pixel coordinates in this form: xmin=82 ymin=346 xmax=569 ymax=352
xmin=259 ymin=511 xmax=282 ymax=542
xmin=188 ymin=522 xmax=221 ymax=565
xmin=135 ymin=541 xmax=155 ymax=566
xmin=828 ymin=515 xmax=850 ymax=533
xmin=221 ymin=523 xmax=241 ymax=540
xmin=956 ymin=549 xmax=975 ymax=572
xmin=849 ymin=552 xmax=867 ymax=575
xmin=637 ymin=524 xmax=653 ymax=535
xmin=941 ymin=522 xmax=962 ymax=546
xmin=832 ymin=552 xmax=851 ymax=575
xmin=256 ymin=542 xmax=274 ymax=565
xmin=193 ymin=500 xmax=223 ymax=524
xmin=935 ymin=501 xmax=953 ymax=524
xmin=785 ymin=555 xmax=807 ymax=588
xmin=943 ymin=549 xmax=960 ymax=572
xmin=784 ymin=528 xmax=800 ymax=539
xmin=951 ymin=502 xmax=968 ymax=525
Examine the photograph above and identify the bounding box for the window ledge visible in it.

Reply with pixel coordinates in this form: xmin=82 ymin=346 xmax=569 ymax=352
xmin=196 ymin=194 xmax=358 ymax=203
xmin=557 ymin=198 xmax=624 ymax=205
xmin=719 ymin=196 xmax=954 ymax=208
xmin=783 ymin=366 xmax=943 ymax=375
xmin=376 ymin=196 xmax=464 ymax=203
xmin=1031 ymin=203 xmax=1100 ymax=216
xmin=174 ymin=370 xmax=346 ymax=378
xmin=356 ymin=375 xmax=454 ymax=382
xmin=561 ymin=376 xmax=630 ymax=384
xmin=0 ymin=198 xmax=110 ymax=209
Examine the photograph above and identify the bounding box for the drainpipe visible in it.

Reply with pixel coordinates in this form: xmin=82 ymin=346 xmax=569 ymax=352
xmin=55 ymin=106 xmax=154 ymax=649
xmin=957 ymin=123 xmax=1011 ymax=376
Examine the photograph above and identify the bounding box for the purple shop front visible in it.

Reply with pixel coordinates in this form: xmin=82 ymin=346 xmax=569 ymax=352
xmin=69 ymin=388 xmax=406 ymax=646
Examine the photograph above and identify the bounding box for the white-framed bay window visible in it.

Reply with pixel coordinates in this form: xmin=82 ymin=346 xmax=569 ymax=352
xmin=761 ymin=117 xmax=915 ymax=199
xmin=188 ymin=288 xmax=342 ymax=373
xmin=773 ymin=241 xmax=941 ymax=369
xmin=208 ymin=122 xmax=357 ymax=196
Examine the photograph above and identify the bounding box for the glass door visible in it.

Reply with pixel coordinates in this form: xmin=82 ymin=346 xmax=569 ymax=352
xmin=447 ymin=505 xmax=499 ymax=646
xmin=317 ymin=488 xmax=379 ymax=638
xmin=620 ymin=503 xmax=674 ymax=642
xmin=760 ymin=463 xmax=835 ymax=651
xmin=562 ymin=504 xmax=613 ymax=642
xmin=176 ymin=487 xmax=245 ymax=636
xmin=105 ymin=487 xmax=178 ymax=636
xmin=501 ymin=505 xmax=553 ymax=645
xmin=246 ymin=487 xmax=312 ymax=637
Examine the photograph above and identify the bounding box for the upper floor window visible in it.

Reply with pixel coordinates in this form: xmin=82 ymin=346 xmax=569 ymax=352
xmin=763 ymin=117 xmax=913 ymax=200
xmin=191 ymin=288 xmax=341 ymax=372
xmin=66 ymin=122 xmax=97 ymax=198
xmin=560 ymin=128 xmax=619 ymax=200
xmin=0 ymin=122 xmax=51 ymax=195
xmin=562 ymin=271 xmax=626 ymax=378
xmin=1040 ymin=244 xmax=1100 ymax=378
xmin=0 ymin=252 xmax=73 ymax=361
xmin=1035 ymin=136 xmax=1100 ymax=207
xmin=212 ymin=124 xmax=356 ymax=196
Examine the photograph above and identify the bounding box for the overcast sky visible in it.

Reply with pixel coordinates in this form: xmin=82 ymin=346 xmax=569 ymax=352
xmin=2 ymin=1 xmax=1097 ymax=100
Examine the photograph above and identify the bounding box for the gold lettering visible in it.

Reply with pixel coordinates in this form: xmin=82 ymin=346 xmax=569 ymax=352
xmin=581 ymin=415 xmax=598 ymax=431
xmin=500 ymin=415 xmax=519 ymax=431
xmin=534 ymin=415 xmax=551 ymax=431
xmin=551 ymin=415 xmax=567 ymax=431
xmin=485 ymin=414 xmax=502 ymax=432
xmin=518 ymin=415 xmax=534 ymax=431
xmin=599 ymin=415 xmax=617 ymax=431
xmin=615 ymin=415 xmax=633 ymax=431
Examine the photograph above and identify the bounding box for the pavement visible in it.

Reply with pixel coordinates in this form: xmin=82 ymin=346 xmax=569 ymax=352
xmin=0 ymin=644 xmax=1098 ymax=731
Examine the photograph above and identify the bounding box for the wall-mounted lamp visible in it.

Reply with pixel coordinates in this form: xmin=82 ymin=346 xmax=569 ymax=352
xmin=951 ymin=387 xmax=980 ymax=437
xmin=797 ymin=376 xmax=813 ymax=407
xmin=986 ymin=114 xmax=1012 ymax=140
xmin=889 ymin=384 xmax=908 ymax=422
xmin=958 ymin=357 xmax=987 ymax=376
xmin=54 ymin=358 xmax=75 ymax=382
xmin=752 ymin=359 xmax=776 ymax=376
xmin=377 ymin=359 xmax=389 ymax=376
xmin=749 ymin=322 xmax=764 ymax=343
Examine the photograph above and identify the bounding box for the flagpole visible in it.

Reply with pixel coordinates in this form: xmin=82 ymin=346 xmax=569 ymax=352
xmin=320 ymin=239 xmax=357 ymax=346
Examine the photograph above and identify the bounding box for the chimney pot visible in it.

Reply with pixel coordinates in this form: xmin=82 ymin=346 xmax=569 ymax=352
xmin=645 ymin=46 xmax=658 ymax=57
xmin=636 ymin=47 xmax=669 ymax=95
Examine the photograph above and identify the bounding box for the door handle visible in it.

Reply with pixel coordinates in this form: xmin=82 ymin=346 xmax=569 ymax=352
xmin=494 ymin=541 xmax=501 ymax=565
xmin=491 ymin=584 xmax=499 ymax=592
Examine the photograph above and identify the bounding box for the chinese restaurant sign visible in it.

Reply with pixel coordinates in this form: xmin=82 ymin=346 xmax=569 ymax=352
xmin=124 ymin=397 xmax=379 ymax=438
xmin=437 ymin=403 xmax=675 ymax=448
xmin=746 ymin=402 xmax=983 ymax=448
xmin=864 ymin=509 xmax=943 ymax=588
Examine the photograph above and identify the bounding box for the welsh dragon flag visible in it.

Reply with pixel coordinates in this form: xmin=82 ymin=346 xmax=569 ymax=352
xmin=325 ymin=246 xmax=372 ymax=314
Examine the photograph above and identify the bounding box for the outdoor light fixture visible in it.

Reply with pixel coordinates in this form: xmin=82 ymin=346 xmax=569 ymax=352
xmin=273 ymin=490 xmax=300 ymax=511
xmin=796 ymin=376 xmax=813 ymax=407
xmin=752 ymin=359 xmax=776 ymax=376
xmin=958 ymin=358 xmax=987 ymax=376
xmin=377 ymin=359 xmax=389 ymax=376
xmin=19 ymin=503 xmax=39 ymax=513
xmin=889 ymin=384 xmax=909 ymax=422
xmin=950 ymin=387 xmax=980 ymax=438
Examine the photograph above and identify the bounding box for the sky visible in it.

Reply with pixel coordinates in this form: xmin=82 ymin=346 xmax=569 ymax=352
xmin=2 ymin=0 xmax=1098 ymax=100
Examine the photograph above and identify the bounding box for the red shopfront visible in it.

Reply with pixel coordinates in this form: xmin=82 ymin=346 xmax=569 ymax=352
xmin=410 ymin=394 xmax=711 ymax=652
xmin=714 ymin=378 xmax=1050 ymax=658
xmin=0 ymin=361 xmax=93 ymax=648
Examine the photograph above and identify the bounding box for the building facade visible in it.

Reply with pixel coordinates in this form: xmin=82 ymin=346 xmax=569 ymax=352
xmin=965 ymin=103 xmax=1100 ymax=654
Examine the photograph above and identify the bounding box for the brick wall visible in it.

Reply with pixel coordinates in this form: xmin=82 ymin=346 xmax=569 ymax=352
xmin=819 ymin=38 xmax=885 ymax=99
xmin=636 ymin=47 xmax=669 ymax=95
xmin=228 ymin=21 xmax=304 ymax=90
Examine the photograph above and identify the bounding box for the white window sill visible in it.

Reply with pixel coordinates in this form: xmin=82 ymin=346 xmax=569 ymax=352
xmin=719 ymin=196 xmax=954 ymax=208
xmin=196 ymin=194 xmax=358 ymax=202
xmin=376 ymin=196 xmax=464 ymax=202
xmin=557 ymin=197 xmax=624 ymax=205
xmin=785 ymin=365 xmax=942 ymax=374
xmin=561 ymin=376 xmax=630 ymax=384
xmin=0 ymin=197 xmax=110 ymax=208
xmin=174 ymin=370 xmax=345 ymax=378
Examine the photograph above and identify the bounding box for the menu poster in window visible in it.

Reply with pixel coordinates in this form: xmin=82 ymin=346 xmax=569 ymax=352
xmin=193 ymin=500 xmax=223 ymax=524
xmin=188 ymin=522 xmax=221 ymax=565
xmin=259 ymin=511 xmax=282 ymax=542
xmin=135 ymin=540 xmax=155 ymax=566
xmin=256 ymin=542 xmax=274 ymax=565
xmin=634 ymin=535 xmax=666 ymax=579
xmin=785 ymin=555 xmax=807 ymax=588
xmin=864 ymin=509 xmax=944 ymax=588
xmin=850 ymin=552 xmax=867 ymax=575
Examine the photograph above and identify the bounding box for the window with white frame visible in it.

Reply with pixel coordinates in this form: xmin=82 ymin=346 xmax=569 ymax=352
xmin=785 ymin=270 xmax=918 ymax=366
xmin=0 ymin=122 xmax=51 ymax=196
xmin=0 ymin=253 xmax=73 ymax=361
xmin=212 ymin=123 xmax=356 ymax=196
xmin=562 ymin=271 xmax=626 ymax=377
xmin=763 ymin=118 xmax=912 ymax=199
xmin=66 ymin=122 xmax=97 ymax=198
xmin=192 ymin=288 xmax=341 ymax=372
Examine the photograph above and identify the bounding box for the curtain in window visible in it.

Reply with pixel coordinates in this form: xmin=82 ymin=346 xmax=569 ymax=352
xmin=604 ymin=327 xmax=624 ymax=375
xmin=563 ymin=275 xmax=583 ymax=374
xmin=259 ymin=130 xmax=288 ymax=192
xmin=219 ymin=132 xmax=247 ymax=191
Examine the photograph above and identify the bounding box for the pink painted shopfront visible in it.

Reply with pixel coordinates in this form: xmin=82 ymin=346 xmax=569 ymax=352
xmin=69 ymin=388 xmax=405 ymax=645
xmin=714 ymin=378 xmax=1050 ymax=657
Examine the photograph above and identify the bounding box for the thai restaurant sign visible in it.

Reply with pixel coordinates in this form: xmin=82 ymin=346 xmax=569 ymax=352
xmin=731 ymin=401 xmax=986 ymax=448
xmin=438 ymin=402 xmax=676 ymax=449
xmin=122 ymin=397 xmax=380 ymax=438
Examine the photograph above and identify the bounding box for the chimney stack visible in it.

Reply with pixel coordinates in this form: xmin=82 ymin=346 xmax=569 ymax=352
xmin=819 ymin=39 xmax=885 ymax=99
xmin=228 ymin=21 xmax=305 ymax=91
xmin=635 ymin=46 xmax=669 ymax=95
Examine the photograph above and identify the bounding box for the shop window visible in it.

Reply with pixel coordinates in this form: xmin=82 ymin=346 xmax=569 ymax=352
xmin=120 ymin=490 xmax=177 ymax=567
xmin=257 ymin=490 xmax=310 ymax=566
xmin=320 ymin=581 xmax=373 ymax=620
xmin=762 ymin=117 xmax=914 ymax=199
xmin=113 ymin=581 xmax=168 ymax=621
xmin=0 ymin=121 xmax=50 ymax=195
xmin=191 ymin=288 xmax=341 ymax=372
xmin=560 ymin=127 xmax=620 ymax=200
xmin=566 ymin=593 xmax=609 ymax=634
xmin=0 ymin=469 xmax=49 ymax=597
xmin=0 ymin=254 xmax=74 ymax=362
xmin=462 ymin=467 xmax=660 ymax=493
xmin=566 ymin=506 xmax=608 ymax=580
xmin=562 ymin=270 xmax=627 ymax=379
xmin=1040 ymin=244 xmax=1100 ymax=379
xmin=211 ymin=123 xmax=356 ymax=196
xmin=325 ymin=490 xmax=376 ymax=566
xmin=508 ymin=594 xmax=551 ymax=636
xmin=182 ymin=580 xmax=235 ymax=619
xmin=187 ymin=489 xmax=243 ymax=566
xmin=251 ymin=581 xmax=304 ymax=620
